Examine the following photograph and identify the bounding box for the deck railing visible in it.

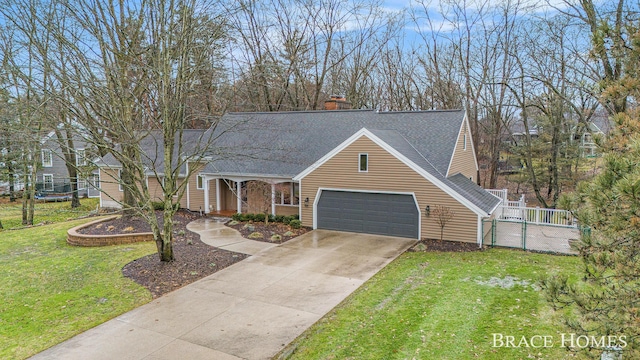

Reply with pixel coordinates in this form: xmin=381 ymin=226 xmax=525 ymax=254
xmin=487 ymin=189 xmax=508 ymax=203
xmin=498 ymin=205 xmax=577 ymax=228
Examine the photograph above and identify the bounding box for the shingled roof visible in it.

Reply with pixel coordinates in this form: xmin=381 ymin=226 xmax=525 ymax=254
xmin=97 ymin=109 xmax=500 ymax=215
xmin=203 ymin=109 xmax=464 ymax=177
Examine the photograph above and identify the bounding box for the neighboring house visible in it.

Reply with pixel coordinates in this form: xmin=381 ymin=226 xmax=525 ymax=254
xmin=570 ymin=122 xmax=605 ymax=158
xmin=38 ymin=131 xmax=100 ymax=198
xmin=97 ymin=109 xmax=501 ymax=244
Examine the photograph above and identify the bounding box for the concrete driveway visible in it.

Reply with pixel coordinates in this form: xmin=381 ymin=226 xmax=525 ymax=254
xmin=31 ymin=226 xmax=416 ymax=360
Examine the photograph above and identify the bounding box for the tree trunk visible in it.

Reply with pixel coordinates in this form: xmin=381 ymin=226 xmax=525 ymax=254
xmin=159 ymin=206 xmax=174 ymax=262
xmin=28 ymin=156 xmax=36 ymax=224
xmin=8 ymin=161 xmax=15 ymax=202
xmin=70 ymin=176 xmax=81 ymax=208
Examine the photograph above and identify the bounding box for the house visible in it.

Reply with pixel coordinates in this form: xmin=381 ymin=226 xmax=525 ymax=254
xmin=97 ymin=109 xmax=501 ymax=244
xmin=570 ymin=121 xmax=607 ymax=158
xmin=38 ymin=132 xmax=100 ymax=198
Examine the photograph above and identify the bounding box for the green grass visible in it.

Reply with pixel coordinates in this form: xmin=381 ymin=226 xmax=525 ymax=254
xmin=284 ymin=249 xmax=583 ymax=360
xmin=0 ymin=218 xmax=155 ymax=360
xmin=0 ymin=198 xmax=99 ymax=230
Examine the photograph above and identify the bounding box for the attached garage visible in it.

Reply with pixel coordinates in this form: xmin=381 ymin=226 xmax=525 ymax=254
xmin=316 ymin=190 xmax=420 ymax=239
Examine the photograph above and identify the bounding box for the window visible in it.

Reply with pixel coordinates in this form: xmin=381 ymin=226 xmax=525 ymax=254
xmin=196 ymin=175 xmax=204 ymax=190
xmin=77 ymin=178 xmax=86 ymax=190
xmin=76 ymin=149 xmax=87 ymax=166
xmin=42 ymin=149 xmax=53 ymax=167
xmin=276 ymin=182 xmax=300 ymax=205
xmin=118 ymin=170 xmax=123 ymax=192
xmin=359 ymin=153 xmax=368 ymax=172
xmin=463 ymin=133 xmax=467 ymax=150
xmin=90 ymin=174 xmax=100 ymax=189
xmin=43 ymin=174 xmax=54 ymax=191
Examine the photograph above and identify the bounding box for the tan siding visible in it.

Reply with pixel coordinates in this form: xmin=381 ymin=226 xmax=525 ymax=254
xmin=275 ymin=205 xmax=299 ymax=216
xmin=300 ymin=137 xmax=479 ymax=242
xmin=186 ymin=163 xmax=209 ymax=212
xmin=147 ymin=177 xmax=163 ymax=202
xmin=221 ymin=180 xmax=238 ymax=211
xmin=448 ymin=121 xmax=477 ymax=181
xmin=99 ymin=168 xmax=123 ymax=208
xmin=178 ymin=179 xmax=187 ymax=208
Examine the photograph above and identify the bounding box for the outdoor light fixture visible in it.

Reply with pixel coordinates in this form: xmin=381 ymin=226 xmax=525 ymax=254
xmin=304 ymin=197 xmax=309 ymax=207
xmin=425 ymin=205 xmax=431 ymax=217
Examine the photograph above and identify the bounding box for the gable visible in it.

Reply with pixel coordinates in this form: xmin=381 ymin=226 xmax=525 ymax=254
xmin=447 ymin=115 xmax=478 ymax=180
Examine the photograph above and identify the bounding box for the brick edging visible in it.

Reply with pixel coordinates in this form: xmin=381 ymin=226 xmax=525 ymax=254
xmin=67 ymin=216 xmax=155 ymax=247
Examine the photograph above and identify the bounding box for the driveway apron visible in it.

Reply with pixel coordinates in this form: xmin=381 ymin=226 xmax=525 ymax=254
xmin=30 ymin=220 xmax=417 ymax=360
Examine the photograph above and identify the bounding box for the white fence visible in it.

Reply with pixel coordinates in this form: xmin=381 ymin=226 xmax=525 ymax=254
xmin=497 ymin=206 xmax=577 ymax=228
xmin=487 ymin=189 xmax=577 ymax=228
xmin=487 ymin=189 xmax=507 ymax=203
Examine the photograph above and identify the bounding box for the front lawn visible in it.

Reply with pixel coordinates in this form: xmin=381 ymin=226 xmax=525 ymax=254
xmin=283 ymin=249 xmax=583 ymax=360
xmin=0 ymin=218 xmax=155 ymax=359
xmin=0 ymin=197 xmax=99 ymax=230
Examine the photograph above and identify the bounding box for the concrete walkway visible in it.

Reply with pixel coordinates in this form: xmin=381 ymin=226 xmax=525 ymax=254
xmin=186 ymin=218 xmax=278 ymax=255
xmin=31 ymin=221 xmax=417 ymax=360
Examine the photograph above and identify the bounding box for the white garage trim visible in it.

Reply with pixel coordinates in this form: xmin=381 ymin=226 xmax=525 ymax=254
xmin=313 ymin=187 xmax=422 ymax=239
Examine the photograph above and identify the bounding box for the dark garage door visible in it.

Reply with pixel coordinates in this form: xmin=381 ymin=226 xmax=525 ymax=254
xmin=316 ymin=190 xmax=419 ymax=239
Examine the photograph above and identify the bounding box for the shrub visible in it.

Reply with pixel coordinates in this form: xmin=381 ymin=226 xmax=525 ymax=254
xmin=150 ymin=201 xmax=179 ymax=211
xmin=274 ymin=215 xmax=285 ymax=223
xmin=231 ymin=213 xmax=243 ymax=221
xmin=244 ymin=213 xmax=255 ymax=222
xmin=151 ymin=201 xmax=164 ymax=210
xmin=289 ymin=219 xmax=301 ymax=229
xmin=282 ymin=216 xmax=291 ymax=225
xmin=248 ymin=232 xmax=263 ymax=239
xmin=253 ymin=213 xmax=265 ymax=222
xmin=270 ymin=234 xmax=282 ymax=242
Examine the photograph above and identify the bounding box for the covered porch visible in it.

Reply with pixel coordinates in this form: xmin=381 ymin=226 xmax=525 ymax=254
xmin=198 ymin=175 xmax=300 ymax=217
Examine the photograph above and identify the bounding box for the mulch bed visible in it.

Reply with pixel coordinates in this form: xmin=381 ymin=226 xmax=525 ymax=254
xmin=225 ymin=220 xmax=310 ymax=244
xmin=76 ymin=215 xmax=154 ymax=235
xmin=409 ymin=238 xmax=484 ymax=252
xmin=80 ymin=210 xmax=249 ymax=298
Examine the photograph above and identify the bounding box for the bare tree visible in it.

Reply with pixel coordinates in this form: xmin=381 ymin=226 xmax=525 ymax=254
xmin=38 ymin=0 xmax=226 ymax=261
xmin=431 ymin=205 xmax=455 ymax=241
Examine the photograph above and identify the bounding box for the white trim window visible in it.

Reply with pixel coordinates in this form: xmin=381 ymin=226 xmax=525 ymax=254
xmin=42 ymin=149 xmax=53 ymax=167
xmin=91 ymin=173 xmax=100 ymax=189
xmin=277 ymin=182 xmax=300 ymax=205
xmin=75 ymin=149 xmax=87 ymax=166
xmin=359 ymin=153 xmax=368 ymax=172
xmin=43 ymin=174 xmax=54 ymax=191
xmin=463 ymin=133 xmax=467 ymax=150
xmin=118 ymin=170 xmax=123 ymax=192
xmin=77 ymin=178 xmax=86 ymax=190
xmin=196 ymin=175 xmax=204 ymax=190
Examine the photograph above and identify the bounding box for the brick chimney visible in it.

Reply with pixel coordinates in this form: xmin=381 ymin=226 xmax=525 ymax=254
xmin=324 ymin=95 xmax=352 ymax=110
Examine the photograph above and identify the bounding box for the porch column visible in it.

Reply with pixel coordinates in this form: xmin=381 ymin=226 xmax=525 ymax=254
xmin=236 ymin=181 xmax=242 ymax=213
xmin=203 ymin=178 xmax=210 ymax=214
xmin=215 ymin=178 xmax=221 ymax=212
xmin=271 ymin=183 xmax=276 ymax=216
